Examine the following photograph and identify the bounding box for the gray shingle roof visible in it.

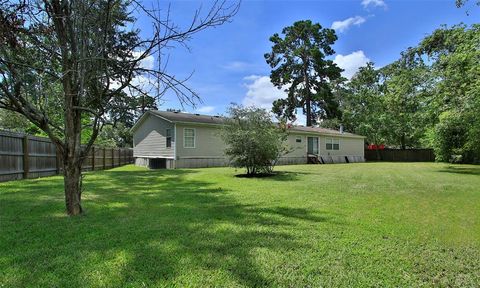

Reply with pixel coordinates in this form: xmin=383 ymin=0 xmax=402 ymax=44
xmin=148 ymin=110 xmax=364 ymax=138
xmin=288 ymin=126 xmax=363 ymax=138
xmin=150 ymin=110 xmax=225 ymax=125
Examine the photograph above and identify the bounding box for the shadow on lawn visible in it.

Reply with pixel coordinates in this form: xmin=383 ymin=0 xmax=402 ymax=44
xmin=437 ymin=165 xmax=480 ymax=176
xmin=0 ymin=168 xmax=333 ymax=287
xmin=235 ymin=170 xmax=312 ymax=181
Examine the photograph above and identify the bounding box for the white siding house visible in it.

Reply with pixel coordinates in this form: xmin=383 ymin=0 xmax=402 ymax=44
xmin=132 ymin=110 xmax=365 ymax=169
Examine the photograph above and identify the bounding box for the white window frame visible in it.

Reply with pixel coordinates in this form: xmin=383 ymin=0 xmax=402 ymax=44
xmin=166 ymin=128 xmax=172 ymax=148
xmin=326 ymin=138 xmax=340 ymax=150
xmin=333 ymin=138 xmax=340 ymax=150
xmin=295 ymin=136 xmax=302 ymax=143
xmin=183 ymin=128 xmax=196 ymax=148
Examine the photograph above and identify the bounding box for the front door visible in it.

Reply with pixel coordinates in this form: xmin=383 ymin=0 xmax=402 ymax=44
xmin=307 ymin=137 xmax=319 ymax=155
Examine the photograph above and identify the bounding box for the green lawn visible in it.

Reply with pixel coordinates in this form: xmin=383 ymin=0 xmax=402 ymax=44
xmin=1 ymin=163 xmax=480 ymax=287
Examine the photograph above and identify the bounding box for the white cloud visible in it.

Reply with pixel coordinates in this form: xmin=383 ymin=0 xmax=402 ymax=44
xmin=132 ymin=51 xmax=155 ymax=70
xmin=242 ymin=75 xmax=307 ymax=125
xmin=196 ymin=106 xmax=215 ymax=113
xmin=293 ymin=110 xmax=307 ymax=126
xmin=242 ymin=75 xmax=287 ymax=109
xmin=109 ymin=51 xmax=157 ymax=97
xmin=331 ymin=16 xmax=366 ymax=33
xmin=361 ymin=0 xmax=387 ymax=9
xmin=333 ymin=50 xmax=370 ymax=79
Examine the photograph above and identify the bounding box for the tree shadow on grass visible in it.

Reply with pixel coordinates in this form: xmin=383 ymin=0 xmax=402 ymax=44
xmin=0 ymin=168 xmax=339 ymax=287
xmin=234 ymin=170 xmax=312 ymax=181
xmin=437 ymin=165 xmax=480 ymax=176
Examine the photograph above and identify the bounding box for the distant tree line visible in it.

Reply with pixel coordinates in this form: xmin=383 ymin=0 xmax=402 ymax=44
xmin=334 ymin=24 xmax=480 ymax=163
xmin=266 ymin=20 xmax=479 ymax=163
xmin=0 ymin=94 xmax=157 ymax=148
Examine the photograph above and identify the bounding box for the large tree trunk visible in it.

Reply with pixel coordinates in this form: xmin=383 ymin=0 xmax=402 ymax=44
xmin=303 ymin=57 xmax=312 ymax=127
xmin=62 ymin=84 xmax=84 ymax=215
xmin=305 ymin=96 xmax=312 ymax=127
xmin=64 ymin=158 xmax=83 ymax=215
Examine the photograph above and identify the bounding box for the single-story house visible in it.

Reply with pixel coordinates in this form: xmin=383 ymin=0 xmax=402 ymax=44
xmin=132 ymin=110 xmax=365 ymax=169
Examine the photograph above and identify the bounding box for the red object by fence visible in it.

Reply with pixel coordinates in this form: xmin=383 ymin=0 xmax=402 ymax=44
xmin=367 ymin=144 xmax=385 ymax=150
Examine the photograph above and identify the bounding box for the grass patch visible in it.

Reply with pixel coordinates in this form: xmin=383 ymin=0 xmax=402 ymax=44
xmin=1 ymin=163 xmax=479 ymax=287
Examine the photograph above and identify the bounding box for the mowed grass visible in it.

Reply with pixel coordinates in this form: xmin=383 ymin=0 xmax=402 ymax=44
xmin=1 ymin=163 xmax=480 ymax=287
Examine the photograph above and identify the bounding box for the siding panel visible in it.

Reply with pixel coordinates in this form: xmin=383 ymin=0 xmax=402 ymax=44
xmin=133 ymin=114 xmax=175 ymax=158
xmin=175 ymin=124 xmax=224 ymax=158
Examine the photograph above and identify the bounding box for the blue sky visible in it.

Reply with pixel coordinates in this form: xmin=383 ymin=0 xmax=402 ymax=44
xmin=135 ymin=0 xmax=479 ymax=116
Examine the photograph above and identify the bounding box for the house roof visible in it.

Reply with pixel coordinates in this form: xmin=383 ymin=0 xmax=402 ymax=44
xmin=135 ymin=110 xmax=364 ymax=138
xmin=288 ymin=126 xmax=363 ymax=138
xmin=150 ymin=110 xmax=225 ymax=125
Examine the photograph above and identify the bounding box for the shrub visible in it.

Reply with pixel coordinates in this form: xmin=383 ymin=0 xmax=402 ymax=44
xmin=221 ymin=105 xmax=288 ymax=175
xmin=433 ymin=111 xmax=480 ymax=163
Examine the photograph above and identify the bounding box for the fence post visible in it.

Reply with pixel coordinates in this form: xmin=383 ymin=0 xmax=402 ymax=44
xmin=22 ymin=135 xmax=29 ymax=179
xmin=112 ymin=147 xmax=115 ymax=168
xmin=92 ymin=146 xmax=95 ymax=171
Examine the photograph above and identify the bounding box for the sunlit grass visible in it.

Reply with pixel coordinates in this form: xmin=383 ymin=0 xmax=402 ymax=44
xmin=1 ymin=163 xmax=479 ymax=287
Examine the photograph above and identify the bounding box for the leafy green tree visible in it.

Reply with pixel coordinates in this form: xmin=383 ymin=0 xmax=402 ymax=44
xmin=265 ymin=20 xmax=343 ymax=126
xmin=340 ymin=63 xmax=388 ymax=146
xmin=98 ymin=92 xmax=158 ymax=147
xmin=334 ymin=58 xmax=434 ymax=150
xmin=0 ymin=0 xmax=238 ymax=215
xmin=380 ymin=54 xmax=433 ymax=149
xmin=221 ymin=105 xmax=288 ymax=176
xmin=433 ymin=111 xmax=472 ymax=162
xmin=0 ymin=109 xmax=41 ymax=134
xmin=418 ymin=24 xmax=480 ymax=162
xmin=96 ymin=123 xmax=133 ymax=148
xmin=324 ymin=23 xmax=478 ymax=161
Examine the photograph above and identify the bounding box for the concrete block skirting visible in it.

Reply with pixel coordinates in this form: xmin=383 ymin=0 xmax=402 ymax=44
xmin=135 ymin=155 xmax=364 ymax=169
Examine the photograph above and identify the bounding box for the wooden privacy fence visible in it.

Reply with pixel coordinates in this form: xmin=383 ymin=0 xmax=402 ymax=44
xmin=0 ymin=130 xmax=133 ymax=182
xmin=364 ymin=148 xmax=435 ymax=162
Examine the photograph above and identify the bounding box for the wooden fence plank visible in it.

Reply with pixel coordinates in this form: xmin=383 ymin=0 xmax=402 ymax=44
xmin=23 ymin=135 xmax=29 ymax=179
xmin=0 ymin=130 xmax=133 ymax=182
xmin=92 ymin=147 xmax=95 ymax=171
xmin=364 ymin=149 xmax=435 ymax=162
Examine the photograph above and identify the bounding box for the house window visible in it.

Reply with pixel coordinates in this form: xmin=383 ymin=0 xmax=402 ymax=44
xmin=326 ymin=138 xmax=340 ymax=150
xmin=166 ymin=129 xmax=172 ymax=148
xmin=333 ymin=139 xmax=340 ymax=150
xmin=184 ymin=128 xmax=195 ymax=148
xmin=296 ymin=137 xmax=302 ymax=143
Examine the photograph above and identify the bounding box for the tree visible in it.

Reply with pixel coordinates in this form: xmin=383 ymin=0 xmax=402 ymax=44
xmin=0 ymin=109 xmax=41 ymax=134
xmin=380 ymin=53 xmax=433 ymax=149
xmin=221 ymin=105 xmax=288 ymax=176
xmin=0 ymin=0 xmax=239 ymax=215
xmin=415 ymin=24 xmax=480 ymax=162
xmin=455 ymin=0 xmax=479 ymax=8
xmin=340 ymin=63 xmax=388 ymax=147
xmin=96 ymin=123 xmax=133 ymax=148
xmin=433 ymin=111 xmax=471 ymax=162
xmin=98 ymin=92 xmax=158 ymax=147
xmin=265 ymin=20 xmax=343 ymax=126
